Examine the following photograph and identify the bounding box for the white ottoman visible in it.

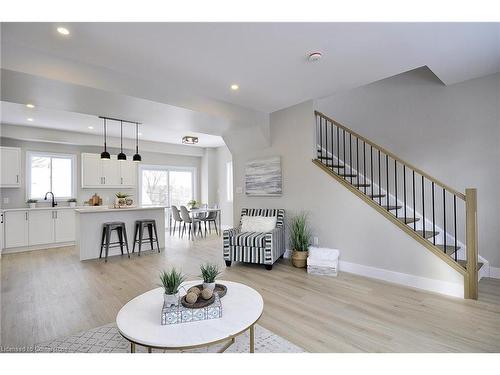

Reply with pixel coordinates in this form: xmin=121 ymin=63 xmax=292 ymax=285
xmin=307 ymin=247 xmax=339 ymax=276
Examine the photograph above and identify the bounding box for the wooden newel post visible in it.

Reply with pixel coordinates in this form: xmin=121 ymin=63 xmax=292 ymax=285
xmin=465 ymin=188 xmax=478 ymax=300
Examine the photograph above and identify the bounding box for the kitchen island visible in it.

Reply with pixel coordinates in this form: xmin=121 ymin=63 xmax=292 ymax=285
xmin=75 ymin=206 xmax=166 ymax=261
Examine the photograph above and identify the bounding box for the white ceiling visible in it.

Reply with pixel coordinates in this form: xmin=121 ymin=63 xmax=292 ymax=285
xmin=2 ymin=22 xmax=499 ymax=113
xmin=0 ymin=101 xmax=226 ymax=147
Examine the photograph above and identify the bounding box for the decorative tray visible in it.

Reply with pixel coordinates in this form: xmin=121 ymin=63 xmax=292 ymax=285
xmin=181 ymin=283 xmax=227 ymax=308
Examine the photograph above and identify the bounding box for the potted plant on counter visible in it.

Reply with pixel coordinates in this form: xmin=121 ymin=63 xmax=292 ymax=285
xmin=187 ymin=199 xmax=199 ymax=210
xmin=199 ymin=263 xmax=221 ymax=292
xmin=159 ymin=268 xmax=186 ymax=307
xmin=68 ymin=198 xmax=77 ymax=208
xmin=289 ymin=212 xmax=312 ymax=268
xmin=115 ymin=192 xmax=130 ymax=208
xmin=27 ymin=199 xmax=37 ymax=209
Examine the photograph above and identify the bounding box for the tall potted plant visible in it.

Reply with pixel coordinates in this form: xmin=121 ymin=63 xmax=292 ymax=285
xmin=289 ymin=212 xmax=312 ymax=268
xmin=159 ymin=268 xmax=186 ymax=307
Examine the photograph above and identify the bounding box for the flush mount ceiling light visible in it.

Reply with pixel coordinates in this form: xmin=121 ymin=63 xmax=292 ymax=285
xmin=26 ymin=103 xmax=35 ymax=109
xmin=88 ymin=126 xmax=94 ymax=129
xmin=307 ymin=52 xmax=322 ymax=62
xmin=133 ymin=122 xmax=142 ymax=163
xmin=27 ymin=118 xmax=34 ymax=122
xmin=182 ymin=136 xmax=199 ymax=145
xmin=100 ymin=118 xmax=110 ymax=160
xmin=230 ymin=84 xmax=239 ymax=91
xmin=117 ymin=120 xmax=127 ymax=161
xmin=57 ymin=27 xmax=70 ymax=36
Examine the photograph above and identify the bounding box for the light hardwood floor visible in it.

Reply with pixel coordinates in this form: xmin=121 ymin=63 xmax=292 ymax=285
xmin=1 ymin=234 xmax=500 ymax=352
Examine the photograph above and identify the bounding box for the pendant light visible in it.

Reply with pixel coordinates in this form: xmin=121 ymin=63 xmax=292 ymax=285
xmin=100 ymin=118 xmax=110 ymax=160
xmin=133 ymin=122 xmax=142 ymax=162
xmin=117 ymin=120 xmax=127 ymax=161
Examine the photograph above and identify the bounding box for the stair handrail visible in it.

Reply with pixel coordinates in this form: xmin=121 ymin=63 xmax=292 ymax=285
xmin=315 ymin=110 xmax=466 ymax=200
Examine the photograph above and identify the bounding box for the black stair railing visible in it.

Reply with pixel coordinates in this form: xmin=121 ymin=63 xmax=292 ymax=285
xmin=314 ymin=111 xmax=478 ymax=287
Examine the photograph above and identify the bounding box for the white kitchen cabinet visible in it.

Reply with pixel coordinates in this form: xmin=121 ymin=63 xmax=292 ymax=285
xmin=0 ymin=147 xmax=21 ymax=187
xmin=81 ymin=153 xmax=136 ymax=188
xmin=28 ymin=210 xmax=55 ymax=245
xmin=4 ymin=211 xmax=29 ymax=248
xmin=54 ymin=209 xmax=75 ymax=243
xmin=120 ymin=159 xmax=137 ymax=187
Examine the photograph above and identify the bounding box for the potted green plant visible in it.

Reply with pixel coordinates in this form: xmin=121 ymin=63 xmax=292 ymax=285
xmin=289 ymin=212 xmax=312 ymax=268
xmin=159 ymin=268 xmax=186 ymax=307
xmin=115 ymin=192 xmax=130 ymax=207
xmin=199 ymin=263 xmax=221 ymax=292
xmin=27 ymin=199 xmax=37 ymax=209
xmin=187 ymin=199 xmax=198 ymax=210
xmin=68 ymin=198 xmax=77 ymax=208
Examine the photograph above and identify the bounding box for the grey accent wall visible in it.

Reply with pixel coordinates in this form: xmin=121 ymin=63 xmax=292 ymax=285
xmin=317 ymin=68 xmax=500 ymax=267
xmin=230 ymin=100 xmax=463 ymax=284
xmin=0 ymin=137 xmax=202 ymax=209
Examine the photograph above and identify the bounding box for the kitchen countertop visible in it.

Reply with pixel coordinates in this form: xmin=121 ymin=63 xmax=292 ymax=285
xmin=74 ymin=206 xmax=167 ymax=213
xmin=1 ymin=206 xmax=79 ymax=212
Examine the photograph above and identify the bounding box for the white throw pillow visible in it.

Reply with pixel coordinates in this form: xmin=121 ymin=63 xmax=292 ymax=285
xmin=240 ymin=215 xmax=277 ymax=233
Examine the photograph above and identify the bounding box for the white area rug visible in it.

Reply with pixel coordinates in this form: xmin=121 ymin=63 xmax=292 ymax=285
xmin=35 ymin=323 xmax=305 ymax=353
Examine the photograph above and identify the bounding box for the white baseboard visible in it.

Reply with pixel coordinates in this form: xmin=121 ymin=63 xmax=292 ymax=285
xmin=339 ymin=260 xmax=464 ymax=298
xmin=489 ymin=266 xmax=500 ymax=279
xmin=1 ymin=242 xmax=74 ymax=254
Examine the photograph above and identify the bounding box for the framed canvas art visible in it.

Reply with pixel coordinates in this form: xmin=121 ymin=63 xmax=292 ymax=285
xmin=245 ymin=156 xmax=282 ymax=196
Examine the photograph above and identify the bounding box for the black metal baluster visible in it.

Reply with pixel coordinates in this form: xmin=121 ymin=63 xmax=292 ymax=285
xmin=319 ymin=116 xmax=323 ymax=162
xmin=421 ymin=176 xmax=425 ymax=237
xmin=363 ymin=141 xmax=367 ymax=193
xmin=412 ymin=171 xmax=416 ymax=230
xmin=378 ymin=150 xmax=381 ymax=204
xmin=432 ymin=182 xmax=436 ymax=245
xmin=443 ymin=188 xmax=447 ymax=253
xmin=343 ymin=129 xmax=346 ymax=179
xmin=403 ymin=166 xmax=407 ymax=219
xmin=386 ymin=154 xmax=389 ymax=210
xmin=330 ymin=121 xmax=334 ymax=172
xmin=349 ymin=133 xmax=352 ymax=181
xmin=337 ymin=126 xmax=340 ymax=170
xmin=454 ymin=194 xmax=457 ymax=261
xmin=370 ymin=146 xmax=373 ymax=197
xmin=356 ymin=138 xmax=359 ymax=187
xmin=394 ymin=160 xmax=398 ymax=218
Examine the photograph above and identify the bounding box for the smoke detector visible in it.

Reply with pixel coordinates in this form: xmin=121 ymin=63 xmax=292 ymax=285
xmin=307 ymin=52 xmax=323 ymax=62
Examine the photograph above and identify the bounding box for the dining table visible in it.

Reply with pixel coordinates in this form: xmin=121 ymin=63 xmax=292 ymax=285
xmin=168 ymin=207 xmax=222 ymax=238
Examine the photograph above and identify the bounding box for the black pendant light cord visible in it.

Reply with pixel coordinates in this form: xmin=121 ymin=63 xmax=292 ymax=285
xmin=136 ymin=122 xmax=139 ymax=153
xmin=120 ymin=121 xmax=123 ymax=153
xmin=104 ymin=118 xmax=107 ymax=151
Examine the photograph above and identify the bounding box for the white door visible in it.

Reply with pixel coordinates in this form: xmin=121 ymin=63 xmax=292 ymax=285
xmin=4 ymin=211 xmax=29 ymax=248
xmin=54 ymin=209 xmax=75 ymax=242
xmin=0 ymin=147 xmax=21 ymax=187
xmin=120 ymin=160 xmax=137 ymax=187
xmin=102 ymin=157 xmax=121 ymax=186
xmin=81 ymin=153 xmax=102 ymax=187
xmin=28 ymin=210 xmax=55 ymax=245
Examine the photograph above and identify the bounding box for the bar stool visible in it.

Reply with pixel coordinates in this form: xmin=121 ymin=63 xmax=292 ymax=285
xmin=100 ymin=221 xmax=130 ymax=262
xmin=132 ymin=219 xmax=160 ymax=256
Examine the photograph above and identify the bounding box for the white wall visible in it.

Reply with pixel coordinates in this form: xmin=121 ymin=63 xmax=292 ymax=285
xmin=230 ymin=100 xmax=464 ymax=296
xmin=216 ymin=145 xmax=233 ymax=228
xmin=201 ymin=148 xmax=218 ymax=206
xmin=0 ymin=137 xmax=202 ymax=209
xmin=316 ymin=68 xmax=500 ymax=267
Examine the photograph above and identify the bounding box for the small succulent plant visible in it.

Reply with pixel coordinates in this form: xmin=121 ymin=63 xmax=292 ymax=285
xmin=159 ymin=268 xmax=186 ymax=295
xmin=199 ymin=263 xmax=221 ymax=283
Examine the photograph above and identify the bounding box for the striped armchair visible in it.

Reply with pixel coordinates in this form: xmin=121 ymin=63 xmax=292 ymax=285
xmin=223 ymin=208 xmax=285 ymax=270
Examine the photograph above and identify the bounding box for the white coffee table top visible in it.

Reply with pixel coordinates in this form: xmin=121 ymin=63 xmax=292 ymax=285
xmin=116 ymin=280 xmax=264 ymax=349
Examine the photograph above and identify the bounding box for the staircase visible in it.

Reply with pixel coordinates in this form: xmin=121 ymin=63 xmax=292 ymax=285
xmin=313 ymin=111 xmax=480 ymax=299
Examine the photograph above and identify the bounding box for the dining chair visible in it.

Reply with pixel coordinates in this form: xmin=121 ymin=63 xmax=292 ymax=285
xmin=180 ymin=206 xmax=202 ymax=240
xmin=170 ymin=206 xmax=183 ymax=237
xmin=201 ymin=210 xmax=219 ymax=236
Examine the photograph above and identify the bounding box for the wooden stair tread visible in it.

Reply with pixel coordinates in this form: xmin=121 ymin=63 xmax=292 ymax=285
xmin=457 ymin=260 xmax=484 ymax=271
xmin=339 ymin=173 xmax=357 ymax=178
xmin=398 ymin=217 xmax=420 ymax=224
xmin=436 ymin=244 xmax=460 ymax=255
xmin=368 ymin=194 xmax=386 ymax=198
xmin=317 ymin=155 xmax=334 ymax=160
xmin=416 ymin=230 xmax=439 ymax=239
xmin=385 ymin=205 xmax=402 ymax=211
xmin=323 ymin=163 xmax=345 ymax=169
xmin=353 ymin=183 xmax=371 ymax=187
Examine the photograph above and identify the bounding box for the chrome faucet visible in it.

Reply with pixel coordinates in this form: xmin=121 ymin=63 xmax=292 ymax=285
xmin=44 ymin=191 xmax=57 ymax=207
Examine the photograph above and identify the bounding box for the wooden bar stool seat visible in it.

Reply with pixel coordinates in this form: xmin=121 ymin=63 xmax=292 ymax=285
xmin=100 ymin=221 xmax=130 ymax=262
xmin=132 ymin=219 xmax=160 ymax=256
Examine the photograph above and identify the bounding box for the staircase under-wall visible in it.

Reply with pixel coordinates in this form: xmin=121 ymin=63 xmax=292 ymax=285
xmin=313 ymin=111 xmax=481 ymax=299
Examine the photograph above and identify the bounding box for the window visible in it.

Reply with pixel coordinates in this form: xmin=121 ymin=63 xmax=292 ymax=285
xmin=27 ymin=151 xmax=76 ymax=200
xmin=139 ymin=165 xmax=196 ymax=207
xmin=226 ymin=161 xmax=233 ymax=202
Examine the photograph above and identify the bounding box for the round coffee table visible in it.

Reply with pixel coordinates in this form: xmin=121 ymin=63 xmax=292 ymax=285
xmin=116 ymin=280 xmax=264 ymax=353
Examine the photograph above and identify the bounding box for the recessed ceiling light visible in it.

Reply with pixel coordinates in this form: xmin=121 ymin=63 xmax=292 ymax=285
xmin=27 ymin=118 xmax=34 ymax=122
xmin=182 ymin=135 xmax=199 ymax=145
xmin=88 ymin=126 xmax=94 ymax=129
xmin=26 ymin=103 xmax=35 ymax=109
xmin=230 ymin=84 xmax=239 ymax=91
xmin=57 ymin=27 xmax=70 ymax=36
xmin=307 ymin=52 xmax=322 ymax=62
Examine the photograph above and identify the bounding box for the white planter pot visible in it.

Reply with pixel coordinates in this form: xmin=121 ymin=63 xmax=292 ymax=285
xmin=203 ymin=282 xmax=216 ymax=292
xmin=69 ymin=202 xmax=76 ymax=208
xmin=163 ymin=292 xmax=180 ymax=307
xmin=29 ymin=203 xmax=36 ymax=209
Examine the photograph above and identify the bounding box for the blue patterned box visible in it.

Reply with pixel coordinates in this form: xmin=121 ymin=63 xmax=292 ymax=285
xmin=161 ymin=293 xmax=222 ymax=325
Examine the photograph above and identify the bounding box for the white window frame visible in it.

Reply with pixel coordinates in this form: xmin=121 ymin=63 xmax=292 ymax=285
xmin=138 ymin=164 xmax=197 ymax=207
xmin=26 ymin=151 xmax=76 ymax=200
xmin=226 ymin=161 xmax=233 ymax=202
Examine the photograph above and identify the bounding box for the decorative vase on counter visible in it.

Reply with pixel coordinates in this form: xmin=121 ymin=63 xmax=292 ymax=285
xmin=29 ymin=203 xmax=36 ymax=209
xmin=69 ymin=202 xmax=76 ymax=208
